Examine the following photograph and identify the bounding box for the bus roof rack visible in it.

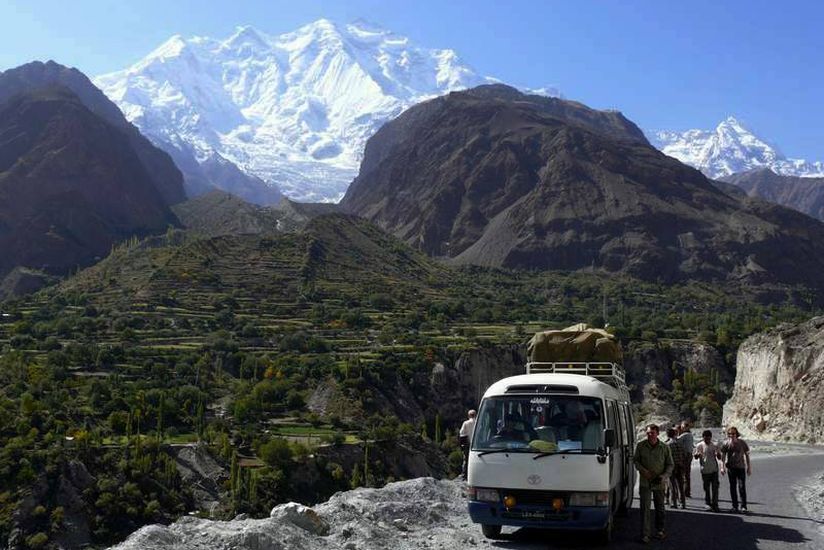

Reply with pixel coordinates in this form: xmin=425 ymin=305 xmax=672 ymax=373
xmin=525 ymin=361 xmax=628 ymax=392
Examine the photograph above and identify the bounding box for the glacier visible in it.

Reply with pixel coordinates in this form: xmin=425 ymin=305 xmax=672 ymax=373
xmin=95 ymin=19 xmax=558 ymax=203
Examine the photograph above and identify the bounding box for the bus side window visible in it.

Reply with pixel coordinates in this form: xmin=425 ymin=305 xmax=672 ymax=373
xmin=607 ymin=400 xmax=619 ymax=442
xmin=623 ymin=405 xmax=634 ymax=444
xmin=617 ymin=403 xmax=626 ymax=446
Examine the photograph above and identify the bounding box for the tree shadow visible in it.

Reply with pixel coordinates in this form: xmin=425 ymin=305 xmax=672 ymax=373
xmin=488 ymin=507 xmax=814 ymax=549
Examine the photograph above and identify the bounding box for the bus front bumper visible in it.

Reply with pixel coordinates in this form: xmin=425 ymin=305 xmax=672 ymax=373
xmin=468 ymin=500 xmax=609 ymax=530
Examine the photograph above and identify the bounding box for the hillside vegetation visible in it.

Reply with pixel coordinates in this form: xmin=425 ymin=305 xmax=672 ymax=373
xmin=0 ymin=213 xmax=817 ymax=548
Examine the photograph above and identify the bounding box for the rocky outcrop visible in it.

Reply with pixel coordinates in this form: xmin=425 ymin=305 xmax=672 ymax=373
xmin=0 ymin=267 xmax=56 ymax=300
xmin=171 ymin=444 xmax=229 ymax=513
xmin=625 ymin=340 xmax=732 ymax=426
xmin=723 ymin=316 xmax=824 ymax=444
xmin=8 ymin=460 xmax=95 ymax=550
xmin=306 ymin=345 xmax=525 ymax=429
xmin=110 ymin=478 xmax=473 ymax=550
xmin=307 ymin=339 xmax=729 ymax=431
xmin=434 ymin=344 xmax=526 ymax=420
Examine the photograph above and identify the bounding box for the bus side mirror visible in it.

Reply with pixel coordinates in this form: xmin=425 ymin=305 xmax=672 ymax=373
xmin=603 ymin=428 xmax=615 ymax=448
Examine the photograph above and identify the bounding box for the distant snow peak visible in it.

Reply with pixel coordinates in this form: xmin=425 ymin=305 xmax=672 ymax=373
xmin=649 ymin=116 xmax=824 ymax=179
xmin=95 ymin=19 xmax=553 ymax=202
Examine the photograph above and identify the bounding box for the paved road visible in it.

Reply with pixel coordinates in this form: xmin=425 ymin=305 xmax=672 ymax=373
xmin=489 ymin=442 xmax=824 ymax=549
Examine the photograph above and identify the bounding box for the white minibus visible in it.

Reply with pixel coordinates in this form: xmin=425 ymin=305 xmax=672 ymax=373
xmin=466 ymin=362 xmax=635 ymax=543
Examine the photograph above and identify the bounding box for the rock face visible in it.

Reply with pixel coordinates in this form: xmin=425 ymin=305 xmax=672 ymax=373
xmin=9 ymin=460 xmax=95 ymax=550
xmin=723 ymin=316 xmax=824 ymax=444
xmin=721 ymin=168 xmax=824 ymax=222
xmin=341 ymin=85 xmax=824 ymax=293
xmin=171 ymin=444 xmax=229 ymax=513
xmin=306 ymin=344 xmax=525 ymax=429
xmin=625 ymin=340 xmax=732 ymax=427
xmin=308 ymin=339 xmax=728 ymax=432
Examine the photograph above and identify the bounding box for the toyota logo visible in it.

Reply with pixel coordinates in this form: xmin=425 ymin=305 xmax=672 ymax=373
xmin=527 ymin=474 xmax=542 ymax=485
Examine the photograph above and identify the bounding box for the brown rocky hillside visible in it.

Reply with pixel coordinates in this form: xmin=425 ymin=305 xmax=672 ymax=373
xmin=341 ymin=85 xmax=824 ymax=292
xmin=721 ymin=167 xmax=824 ymax=222
xmin=0 ymin=87 xmax=179 ymax=277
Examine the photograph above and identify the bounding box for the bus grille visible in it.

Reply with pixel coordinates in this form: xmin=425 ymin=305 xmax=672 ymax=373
xmin=503 ymin=490 xmax=568 ymax=506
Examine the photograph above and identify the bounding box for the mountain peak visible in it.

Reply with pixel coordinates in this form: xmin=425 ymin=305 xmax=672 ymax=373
xmin=221 ymin=25 xmax=271 ymax=53
xmin=718 ymin=115 xmax=744 ymax=129
xmin=95 ymin=20 xmax=502 ymax=202
xmin=145 ymin=34 xmax=189 ymax=61
xmin=296 ymin=18 xmax=344 ymax=38
xmin=227 ymin=25 xmax=268 ymax=43
xmin=649 ymin=117 xmax=824 ymax=179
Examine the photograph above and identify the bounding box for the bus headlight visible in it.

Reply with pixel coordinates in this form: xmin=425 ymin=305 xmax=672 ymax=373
xmin=474 ymin=488 xmax=499 ymax=503
xmin=569 ymin=492 xmax=609 ymax=507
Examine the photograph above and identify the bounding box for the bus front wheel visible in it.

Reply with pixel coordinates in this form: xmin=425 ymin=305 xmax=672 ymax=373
xmin=481 ymin=524 xmax=502 ymax=539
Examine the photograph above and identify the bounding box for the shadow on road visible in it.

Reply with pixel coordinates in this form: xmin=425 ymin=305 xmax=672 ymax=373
xmin=488 ymin=507 xmax=813 ymax=549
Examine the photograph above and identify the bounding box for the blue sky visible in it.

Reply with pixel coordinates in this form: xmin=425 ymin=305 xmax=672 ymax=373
xmin=2 ymin=0 xmax=822 ymax=159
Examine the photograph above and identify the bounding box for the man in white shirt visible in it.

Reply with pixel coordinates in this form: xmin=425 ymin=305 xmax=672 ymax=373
xmin=694 ymin=429 xmax=722 ymax=512
xmin=459 ymin=409 xmax=476 ymax=479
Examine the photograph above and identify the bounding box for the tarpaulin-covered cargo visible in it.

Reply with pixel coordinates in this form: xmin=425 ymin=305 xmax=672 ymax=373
xmin=527 ymin=323 xmax=622 ymax=364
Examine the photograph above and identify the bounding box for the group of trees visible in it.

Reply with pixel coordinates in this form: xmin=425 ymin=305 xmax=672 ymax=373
xmin=0 ymin=264 xmax=818 ymax=548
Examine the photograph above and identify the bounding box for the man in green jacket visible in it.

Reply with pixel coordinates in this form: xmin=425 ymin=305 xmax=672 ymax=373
xmin=634 ymin=424 xmax=674 ymax=543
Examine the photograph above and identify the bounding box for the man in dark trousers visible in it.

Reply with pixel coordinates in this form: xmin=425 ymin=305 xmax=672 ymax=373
xmin=665 ymin=427 xmax=687 ymax=508
xmin=634 ymin=424 xmax=674 ymax=543
xmin=721 ymin=426 xmax=752 ymax=513
xmin=459 ymin=409 xmax=476 ymax=479
xmin=694 ymin=429 xmax=722 ymax=512
xmin=678 ymin=421 xmax=695 ymax=497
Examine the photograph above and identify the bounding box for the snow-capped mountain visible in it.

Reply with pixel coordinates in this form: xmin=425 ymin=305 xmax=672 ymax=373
xmin=649 ymin=116 xmax=824 ymax=180
xmin=95 ymin=20 xmax=556 ymax=202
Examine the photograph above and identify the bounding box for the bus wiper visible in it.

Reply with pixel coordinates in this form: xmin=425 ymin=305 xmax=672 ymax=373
xmin=477 ymin=448 xmax=531 ymax=457
xmin=532 ymin=449 xmax=584 ymax=460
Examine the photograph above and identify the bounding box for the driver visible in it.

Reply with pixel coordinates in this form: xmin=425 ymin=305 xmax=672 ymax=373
xmin=555 ymin=401 xmax=587 ymax=440
xmin=495 ymin=413 xmax=535 ymax=442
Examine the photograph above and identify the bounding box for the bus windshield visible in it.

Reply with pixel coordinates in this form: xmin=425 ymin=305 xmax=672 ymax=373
xmin=472 ymin=395 xmax=604 ymax=453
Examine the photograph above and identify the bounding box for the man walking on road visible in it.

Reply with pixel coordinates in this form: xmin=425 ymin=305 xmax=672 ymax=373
xmin=694 ymin=429 xmax=722 ymax=512
xmin=459 ymin=409 xmax=476 ymax=479
xmin=665 ymin=427 xmax=687 ymax=509
xmin=678 ymin=421 xmax=695 ymax=497
xmin=721 ymin=426 xmax=752 ymax=513
xmin=634 ymin=424 xmax=674 ymax=543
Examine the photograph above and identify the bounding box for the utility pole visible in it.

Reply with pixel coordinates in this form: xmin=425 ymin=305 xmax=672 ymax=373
xmin=602 ymin=286 xmax=608 ymax=328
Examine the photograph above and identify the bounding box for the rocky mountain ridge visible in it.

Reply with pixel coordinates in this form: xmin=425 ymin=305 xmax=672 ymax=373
xmin=342 ymin=85 xmax=824 ymax=293
xmin=650 ymin=116 xmax=824 ymax=180
xmin=0 ymin=84 xmax=180 ymax=279
xmin=0 ymin=60 xmax=185 ymax=205
xmin=720 ymin=168 xmax=824 ymax=222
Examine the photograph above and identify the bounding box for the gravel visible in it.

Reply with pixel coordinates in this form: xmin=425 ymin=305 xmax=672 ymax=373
xmin=109 ymin=478 xmax=493 ymax=550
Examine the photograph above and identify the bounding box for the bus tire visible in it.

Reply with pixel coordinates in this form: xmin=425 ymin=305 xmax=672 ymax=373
xmin=481 ymin=524 xmax=502 ymax=539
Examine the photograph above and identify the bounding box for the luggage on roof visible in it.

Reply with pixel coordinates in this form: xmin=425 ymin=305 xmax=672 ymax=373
xmin=527 ymin=324 xmax=622 ymax=364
